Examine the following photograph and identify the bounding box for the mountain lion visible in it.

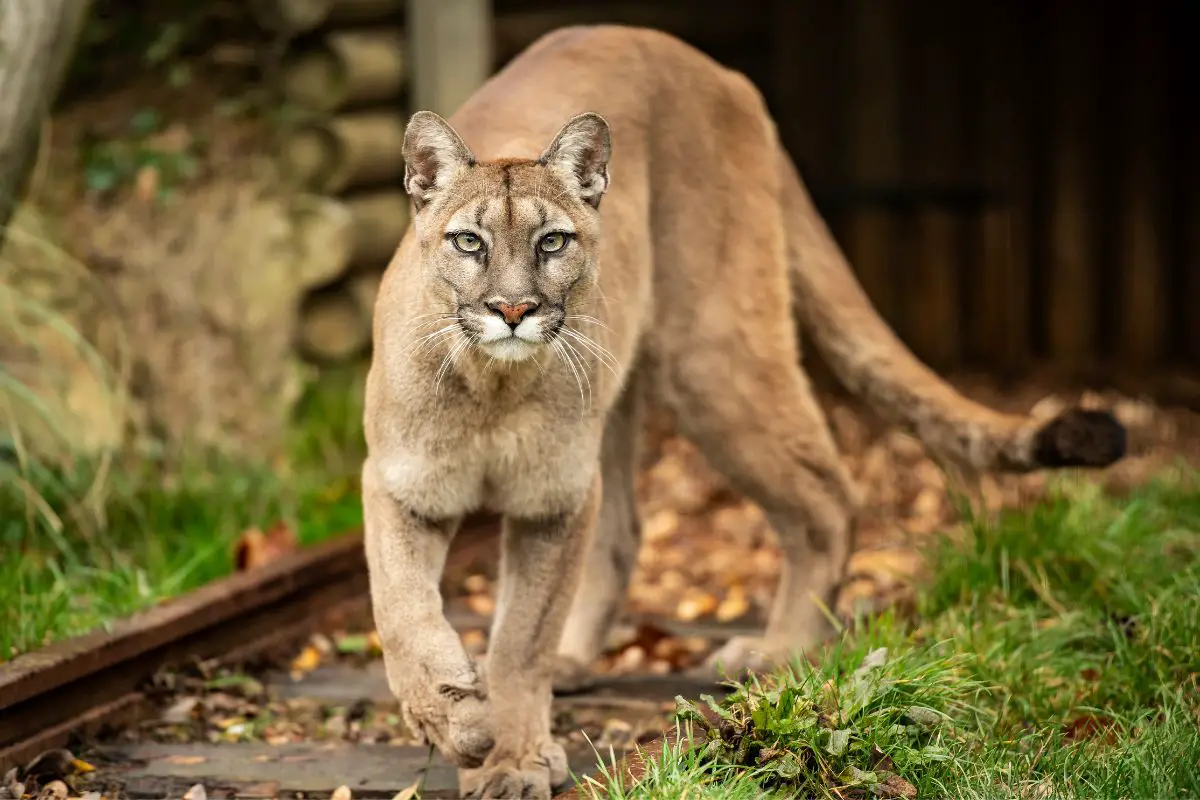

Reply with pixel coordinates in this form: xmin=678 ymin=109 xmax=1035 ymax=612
xmin=362 ymin=25 xmax=1125 ymax=798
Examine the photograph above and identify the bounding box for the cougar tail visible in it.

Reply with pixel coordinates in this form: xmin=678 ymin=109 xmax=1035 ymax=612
xmin=779 ymin=152 xmax=1126 ymax=474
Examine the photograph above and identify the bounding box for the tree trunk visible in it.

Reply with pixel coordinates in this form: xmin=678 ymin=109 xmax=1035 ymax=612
xmin=0 ymin=0 xmax=91 ymax=239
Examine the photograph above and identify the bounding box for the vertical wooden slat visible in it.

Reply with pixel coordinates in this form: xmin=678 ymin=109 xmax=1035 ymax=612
xmin=408 ymin=0 xmax=494 ymax=118
xmin=1186 ymin=110 xmax=1200 ymax=366
xmin=1044 ymin=2 xmax=1101 ymax=366
xmin=900 ymin=0 xmax=964 ymax=368
xmin=1115 ymin=3 xmax=1168 ymax=365
xmin=971 ymin=0 xmax=1030 ymax=372
xmin=770 ymin=0 xmax=846 ymax=392
xmin=1162 ymin=0 xmax=1193 ymax=367
xmin=770 ymin=0 xmax=843 ymax=189
xmin=842 ymin=0 xmax=902 ymax=329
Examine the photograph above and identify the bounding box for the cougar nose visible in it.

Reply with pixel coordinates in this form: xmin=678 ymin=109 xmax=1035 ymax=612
xmin=487 ymin=300 xmax=538 ymax=329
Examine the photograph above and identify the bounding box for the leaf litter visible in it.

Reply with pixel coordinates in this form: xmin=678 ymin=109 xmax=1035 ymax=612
xmin=66 ymin=382 xmax=1193 ymax=798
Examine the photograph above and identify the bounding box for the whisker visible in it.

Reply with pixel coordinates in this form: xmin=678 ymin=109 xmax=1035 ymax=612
xmin=561 ymin=327 xmax=621 ymax=381
xmin=551 ymin=338 xmax=586 ymax=414
xmin=402 ymin=323 xmax=460 ymax=362
xmin=434 ymin=331 xmax=472 ymax=396
xmin=557 ymin=337 xmax=593 ymax=418
xmin=565 ymin=314 xmax=611 ymax=332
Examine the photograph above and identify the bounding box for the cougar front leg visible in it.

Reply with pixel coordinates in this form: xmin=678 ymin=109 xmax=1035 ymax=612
xmin=556 ymin=378 xmax=642 ymax=692
xmin=361 ymin=459 xmax=494 ymax=768
xmin=459 ymin=476 xmax=601 ymax=800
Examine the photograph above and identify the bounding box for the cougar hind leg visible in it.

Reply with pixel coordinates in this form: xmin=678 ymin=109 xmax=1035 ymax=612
xmin=665 ymin=343 xmax=859 ymax=676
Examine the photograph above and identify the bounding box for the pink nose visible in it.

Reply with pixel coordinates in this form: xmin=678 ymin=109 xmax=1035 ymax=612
xmin=488 ymin=300 xmax=538 ymax=327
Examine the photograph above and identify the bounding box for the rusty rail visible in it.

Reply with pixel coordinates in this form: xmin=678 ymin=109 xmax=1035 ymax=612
xmin=0 ymin=516 xmax=503 ymax=773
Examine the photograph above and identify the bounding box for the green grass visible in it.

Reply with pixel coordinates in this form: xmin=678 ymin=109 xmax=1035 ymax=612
xmin=585 ymin=473 xmax=1200 ymax=800
xmin=0 ymin=365 xmax=368 ymax=661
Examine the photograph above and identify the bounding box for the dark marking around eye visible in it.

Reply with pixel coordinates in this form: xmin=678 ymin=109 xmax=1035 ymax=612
xmin=474 ymin=202 xmax=487 ymax=229
xmin=534 ymin=201 xmax=548 ymax=229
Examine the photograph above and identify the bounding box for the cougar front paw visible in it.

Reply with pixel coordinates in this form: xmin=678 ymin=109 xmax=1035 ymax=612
xmin=400 ymin=676 xmax=495 ymax=768
xmin=459 ymin=740 xmax=569 ymax=799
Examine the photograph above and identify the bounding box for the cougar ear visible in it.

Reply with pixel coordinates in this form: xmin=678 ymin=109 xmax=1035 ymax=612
xmin=539 ymin=112 xmax=611 ymax=209
xmin=403 ymin=111 xmax=476 ymax=212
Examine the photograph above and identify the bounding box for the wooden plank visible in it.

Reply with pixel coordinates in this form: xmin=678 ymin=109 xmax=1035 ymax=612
xmin=1114 ymin=3 xmax=1168 ymax=364
xmin=972 ymin=0 xmax=1029 ymax=372
xmin=1045 ymin=2 xmax=1101 ymax=365
xmin=900 ymin=0 xmax=965 ymax=368
xmin=842 ymin=0 xmax=903 ymax=329
xmin=408 ymin=0 xmax=494 ymax=118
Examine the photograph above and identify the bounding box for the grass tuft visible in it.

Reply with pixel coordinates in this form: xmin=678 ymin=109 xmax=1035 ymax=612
xmin=585 ymin=473 xmax=1200 ymax=800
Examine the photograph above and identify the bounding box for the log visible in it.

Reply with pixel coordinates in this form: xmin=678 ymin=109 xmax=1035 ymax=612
xmin=298 ymin=287 xmax=370 ymax=362
xmin=408 ymin=0 xmax=493 ymax=118
xmin=281 ymin=29 xmax=406 ymax=114
xmin=251 ymin=0 xmax=401 ymax=37
xmin=347 ymin=269 xmax=383 ymax=318
xmin=283 ymin=112 xmax=406 ymax=195
xmin=345 ymin=190 xmax=410 ymax=268
xmin=0 ymin=0 xmax=92 ymax=239
xmin=289 ymin=194 xmax=356 ymax=289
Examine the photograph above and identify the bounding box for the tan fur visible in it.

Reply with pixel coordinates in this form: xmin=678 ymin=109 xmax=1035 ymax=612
xmin=362 ymin=26 xmax=1125 ymax=798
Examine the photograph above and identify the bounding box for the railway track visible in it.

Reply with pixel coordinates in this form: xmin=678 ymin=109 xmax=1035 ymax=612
xmin=0 ymin=520 xmax=741 ymax=799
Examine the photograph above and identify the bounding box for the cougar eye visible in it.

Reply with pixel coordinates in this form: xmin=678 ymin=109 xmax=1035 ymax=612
xmin=538 ymin=231 xmax=569 ymax=253
xmin=452 ymin=231 xmax=483 ymax=253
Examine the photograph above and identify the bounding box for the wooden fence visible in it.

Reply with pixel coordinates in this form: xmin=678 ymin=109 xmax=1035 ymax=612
xmin=493 ymin=0 xmax=1200 ymax=379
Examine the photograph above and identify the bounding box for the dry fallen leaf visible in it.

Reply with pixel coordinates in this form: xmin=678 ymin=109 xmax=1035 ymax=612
xmin=392 ymin=779 xmax=421 ymax=800
xmin=234 ymin=520 xmax=298 ymax=572
xmin=675 ymin=588 xmax=718 ymax=622
xmin=165 ymin=755 xmax=207 ymax=766
xmin=715 ymin=584 xmax=750 ymax=622
xmin=331 ymin=786 xmax=352 ymax=800
xmin=69 ymin=758 xmax=94 ymax=775
xmin=182 ymin=785 xmax=208 ymax=800
xmin=1063 ymin=714 xmax=1118 ymax=744
xmin=877 ymin=774 xmax=917 ymax=799
xmin=461 ymin=628 xmax=487 ymax=656
xmin=290 ymin=645 xmax=322 ymax=676
xmin=612 ymin=645 xmax=647 ymax=673
xmin=134 ymin=166 xmax=159 ymax=202
xmin=36 ymin=781 xmax=68 ymax=800
xmin=466 ymin=593 xmax=495 ymax=616
xmin=642 ymin=509 xmax=680 ymax=543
